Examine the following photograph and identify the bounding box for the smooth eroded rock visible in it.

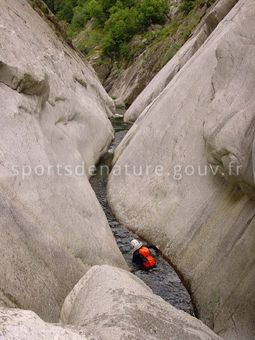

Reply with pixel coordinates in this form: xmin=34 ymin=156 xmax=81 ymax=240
xmin=124 ymin=0 xmax=238 ymax=123
xmin=61 ymin=265 xmax=221 ymax=340
xmin=0 ymin=308 xmax=87 ymax=340
xmin=0 ymin=0 xmax=126 ymax=322
xmin=108 ymin=0 xmax=255 ymax=338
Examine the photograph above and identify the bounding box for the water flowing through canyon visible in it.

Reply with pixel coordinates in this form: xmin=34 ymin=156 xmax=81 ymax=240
xmin=90 ymin=116 xmax=195 ymax=316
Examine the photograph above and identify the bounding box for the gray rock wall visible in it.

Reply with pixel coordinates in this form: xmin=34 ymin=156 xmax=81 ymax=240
xmin=124 ymin=0 xmax=238 ymax=123
xmin=61 ymin=265 xmax=221 ymax=340
xmin=0 ymin=266 xmax=221 ymax=339
xmin=0 ymin=0 xmax=126 ymax=322
xmin=108 ymin=0 xmax=255 ymax=338
xmin=0 ymin=308 xmax=86 ymax=340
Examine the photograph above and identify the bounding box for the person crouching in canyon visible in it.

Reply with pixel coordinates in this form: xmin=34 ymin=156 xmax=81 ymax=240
xmin=131 ymin=239 xmax=157 ymax=270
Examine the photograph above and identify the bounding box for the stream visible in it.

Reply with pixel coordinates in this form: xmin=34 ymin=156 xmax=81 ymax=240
xmin=90 ymin=116 xmax=195 ymax=316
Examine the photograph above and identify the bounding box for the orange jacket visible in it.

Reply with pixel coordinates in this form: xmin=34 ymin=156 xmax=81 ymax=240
xmin=136 ymin=246 xmax=156 ymax=269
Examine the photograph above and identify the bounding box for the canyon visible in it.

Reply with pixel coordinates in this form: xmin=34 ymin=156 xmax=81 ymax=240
xmin=0 ymin=0 xmax=254 ymax=339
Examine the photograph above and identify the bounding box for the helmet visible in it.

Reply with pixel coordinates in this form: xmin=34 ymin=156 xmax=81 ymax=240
xmin=131 ymin=239 xmax=143 ymax=251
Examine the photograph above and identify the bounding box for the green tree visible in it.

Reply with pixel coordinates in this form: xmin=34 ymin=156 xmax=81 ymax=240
xmin=86 ymin=0 xmax=105 ymax=26
xmin=43 ymin=0 xmax=170 ymax=59
xmin=55 ymin=0 xmax=77 ymax=23
xmin=102 ymin=7 xmax=140 ymax=56
xmin=179 ymin=0 xmax=196 ymax=14
xmin=138 ymin=0 xmax=168 ymax=26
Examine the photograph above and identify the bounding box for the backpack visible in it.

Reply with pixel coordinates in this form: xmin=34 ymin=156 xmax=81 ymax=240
xmin=138 ymin=246 xmax=156 ymax=269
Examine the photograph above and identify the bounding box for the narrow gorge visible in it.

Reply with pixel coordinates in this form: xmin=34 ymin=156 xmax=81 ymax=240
xmin=90 ymin=116 xmax=195 ymax=316
xmin=0 ymin=0 xmax=254 ymax=339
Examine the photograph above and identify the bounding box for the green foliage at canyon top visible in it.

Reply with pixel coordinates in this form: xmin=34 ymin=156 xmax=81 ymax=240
xmin=44 ymin=0 xmax=169 ymax=57
xmin=43 ymin=0 xmax=216 ymax=70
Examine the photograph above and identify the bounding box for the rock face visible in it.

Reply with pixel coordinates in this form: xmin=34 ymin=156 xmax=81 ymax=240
xmin=105 ymin=54 xmax=159 ymax=109
xmin=0 ymin=0 xmax=126 ymax=322
xmin=124 ymin=0 xmax=238 ymax=122
xmin=61 ymin=265 xmax=221 ymax=340
xmin=0 ymin=308 xmax=86 ymax=340
xmin=108 ymin=0 xmax=255 ymax=338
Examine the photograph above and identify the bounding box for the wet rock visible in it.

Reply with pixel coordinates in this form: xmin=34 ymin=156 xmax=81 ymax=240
xmin=61 ymin=265 xmax=221 ymax=340
xmin=90 ymin=125 xmax=194 ymax=315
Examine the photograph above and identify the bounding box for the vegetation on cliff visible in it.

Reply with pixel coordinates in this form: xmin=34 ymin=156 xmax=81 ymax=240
xmin=43 ymin=0 xmax=215 ymax=61
xmin=43 ymin=0 xmax=168 ymax=58
xmin=42 ymin=0 xmax=216 ymax=105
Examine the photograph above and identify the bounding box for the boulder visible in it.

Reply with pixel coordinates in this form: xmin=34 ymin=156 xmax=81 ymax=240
xmin=61 ymin=265 xmax=221 ymax=340
xmin=0 ymin=308 xmax=87 ymax=340
xmin=124 ymin=0 xmax=238 ymax=123
xmin=108 ymin=0 xmax=255 ymax=338
xmin=0 ymin=0 xmax=126 ymax=322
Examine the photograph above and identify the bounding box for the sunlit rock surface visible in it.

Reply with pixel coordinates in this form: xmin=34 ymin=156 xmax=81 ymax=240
xmin=108 ymin=0 xmax=255 ymax=338
xmin=61 ymin=265 xmax=221 ymax=340
xmin=0 ymin=0 xmax=126 ymax=322
xmin=0 ymin=308 xmax=87 ymax=340
xmin=124 ymin=0 xmax=238 ymax=123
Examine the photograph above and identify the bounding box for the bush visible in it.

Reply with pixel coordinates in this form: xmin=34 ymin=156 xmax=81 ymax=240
xmin=102 ymin=0 xmax=168 ymax=57
xmin=102 ymin=7 xmax=140 ymax=56
xmin=43 ymin=0 xmax=169 ymax=59
xmin=179 ymin=0 xmax=196 ymax=14
xmin=70 ymin=5 xmax=89 ymax=32
xmin=138 ymin=0 xmax=168 ymax=27
xmin=101 ymin=33 xmax=116 ymax=55
xmin=77 ymin=30 xmax=103 ymax=55
xmin=55 ymin=0 xmax=78 ymax=23
xmin=85 ymin=0 xmax=105 ymax=27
